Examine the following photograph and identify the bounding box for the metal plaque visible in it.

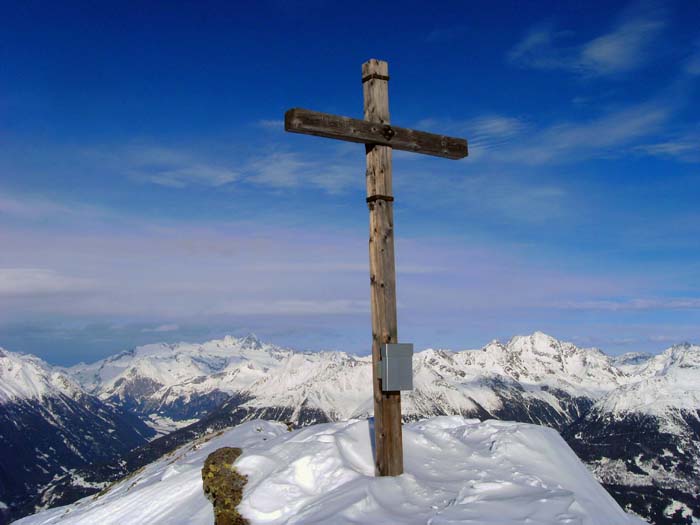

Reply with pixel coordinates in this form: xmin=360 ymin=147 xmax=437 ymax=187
xmin=379 ymin=343 xmax=413 ymax=391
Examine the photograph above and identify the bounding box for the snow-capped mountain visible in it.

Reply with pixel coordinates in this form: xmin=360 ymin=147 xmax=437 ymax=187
xmin=66 ymin=335 xmax=291 ymax=430
xmin=0 ymin=348 xmax=154 ymax=525
xmin=6 ymin=332 xmax=700 ymax=524
xmin=68 ymin=331 xmax=629 ymax=432
xmin=566 ymin=342 xmax=700 ymax=525
xmin=14 ymin=417 xmax=645 ymax=525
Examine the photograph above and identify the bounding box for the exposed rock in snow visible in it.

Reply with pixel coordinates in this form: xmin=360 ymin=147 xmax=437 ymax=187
xmin=14 ymin=417 xmax=645 ymax=525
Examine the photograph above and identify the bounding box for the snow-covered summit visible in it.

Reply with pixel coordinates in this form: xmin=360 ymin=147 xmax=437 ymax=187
xmin=67 ymin=334 xmax=290 ymax=403
xmin=14 ymin=416 xmax=645 ymax=525
xmin=0 ymin=347 xmax=82 ymax=403
xmin=454 ymin=331 xmax=626 ymax=397
xmin=595 ymin=342 xmax=700 ymax=419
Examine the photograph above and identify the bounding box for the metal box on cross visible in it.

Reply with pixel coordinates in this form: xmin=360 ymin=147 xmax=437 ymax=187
xmin=379 ymin=343 xmax=414 ymax=391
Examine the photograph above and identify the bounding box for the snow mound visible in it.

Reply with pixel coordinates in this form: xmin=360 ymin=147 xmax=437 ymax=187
xmin=16 ymin=417 xmax=644 ymax=525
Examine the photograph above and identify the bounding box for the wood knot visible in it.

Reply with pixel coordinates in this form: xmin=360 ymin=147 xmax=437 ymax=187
xmin=382 ymin=125 xmax=396 ymax=141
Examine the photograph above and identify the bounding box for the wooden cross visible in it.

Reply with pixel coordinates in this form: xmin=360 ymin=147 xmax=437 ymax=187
xmin=285 ymin=59 xmax=468 ymax=476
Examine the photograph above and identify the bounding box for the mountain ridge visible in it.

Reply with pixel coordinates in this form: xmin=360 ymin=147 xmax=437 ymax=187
xmin=3 ymin=332 xmax=699 ymax=524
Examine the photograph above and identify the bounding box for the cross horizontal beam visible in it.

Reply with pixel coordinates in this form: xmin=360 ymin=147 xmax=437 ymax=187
xmin=285 ymin=108 xmax=468 ymax=160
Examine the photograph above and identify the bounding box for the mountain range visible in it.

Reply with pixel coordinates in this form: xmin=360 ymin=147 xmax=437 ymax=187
xmin=1 ymin=332 xmax=698 ymax=524
xmin=0 ymin=348 xmax=154 ymax=524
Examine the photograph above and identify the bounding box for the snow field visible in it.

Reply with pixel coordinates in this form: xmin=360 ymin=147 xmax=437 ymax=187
xmin=17 ymin=417 xmax=645 ymax=525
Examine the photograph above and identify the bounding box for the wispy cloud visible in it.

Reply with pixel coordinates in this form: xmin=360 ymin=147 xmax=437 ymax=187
xmin=504 ymin=100 xmax=671 ymax=164
xmin=88 ymin=144 xmax=358 ymax=194
xmin=508 ymin=5 xmax=665 ymax=76
xmin=257 ymin=119 xmax=284 ymax=130
xmin=0 ymin=190 xmax=106 ymax=222
xmin=554 ymin=297 xmax=700 ymax=311
xmin=634 ymin=130 xmax=700 ymax=162
xmin=86 ymin=145 xmax=239 ymax=188
xmin=414 ymin=96 xmax=674 ymax=166
xmin=0 ymin=268 xmax=96 ymax=297
xmin=416 ymin=115 xmax=527 ymax=154
xmin=125 ymin=146 xmax=239 ymax=188
xmin=246 ymin=152 xmax=356 ymax=194
xmin=209 ymin=299 xmax=368 ymax=316
xmin=142 ymin=323 xmax=180 ymax=333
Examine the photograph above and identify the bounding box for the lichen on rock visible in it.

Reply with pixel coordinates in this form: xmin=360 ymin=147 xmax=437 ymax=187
xmin=201 ymin=447 xmax=248 ymax=525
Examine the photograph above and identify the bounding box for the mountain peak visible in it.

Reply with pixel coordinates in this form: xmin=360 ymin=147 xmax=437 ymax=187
xmin=239 ymin=333 xmax=263 ymax=350
xmin=507 ymin=331 xmax=565 ymax=350
xmin=0 ymin=348 xmax=82 ymax=403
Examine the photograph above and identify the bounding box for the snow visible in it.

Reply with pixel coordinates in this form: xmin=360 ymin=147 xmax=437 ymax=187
xmin=145 ymin=415 xmax=201 ymax=437
xmin=5 ymin=331 xmax=700 ymax=431
xmin=664 ymin=500 xmax=694 ymax=521
xmin=16 ymin=417 xmax=645 ymax=525
xmin=0 ymin=347 xmax=83 ymax=404
xmin=62 ymin=332 xmax=640 ymax=425
xmin=612 ymin=352 xmax=653 ymax=374
xmin=65 ymin=335 xmax=290 ymax=404
xmin=594 ymin=343 xmax=700 ymax=421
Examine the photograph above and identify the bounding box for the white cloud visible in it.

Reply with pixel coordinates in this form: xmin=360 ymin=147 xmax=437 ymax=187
xmin=508 ymin=7 xmax=665 ymax=76
xmin=127 ymin=147 xmax=239 ymax=188
xmin=0 ymin=190 xmax=106 ymax=221
xmin=139 ymin=164 xmax=238 ymax=188
xmin=142 ymin=323 xmax=180 ymax=333
xmin=89 ymin=144 xmax=360 ymax=193
xmin=210 ymin=299 xmax=368 ymax=316
xmin=554 ymin=298 xmax=700 ymax=311
xmin=495 ymin=100 xmax=671 ymax=165
xmin=578 ymin=16 xmax=664 ymax=75
xmin=635 ymin=135 xmax=700 ymax=162
xmin=466 ymin=115 xmax=528 ymax=152
xmin=257 ymin=119 xmax=285 ymax=130
xmin=633 ymin=121 xmax=700 ymax=162
xmin=0 ymin=268 xmax=96 ymax=297
xmin=246 ymin=152 xmax=356 ymax=194
xmin=87 ymin=145 xmax=239 ymax=188
xmin=411 ymin=100 xmax=671 ymax=166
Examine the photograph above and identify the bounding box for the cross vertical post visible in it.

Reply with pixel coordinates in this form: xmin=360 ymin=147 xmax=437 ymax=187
xmin=284 ymin=58 xmax=467 ymax=477
xmin=362 ymin=59 xmax=403 ymax=476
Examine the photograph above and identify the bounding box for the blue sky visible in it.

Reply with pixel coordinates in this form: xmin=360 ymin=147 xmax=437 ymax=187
xmin=1 ymin=1 xmax=699 ymax=364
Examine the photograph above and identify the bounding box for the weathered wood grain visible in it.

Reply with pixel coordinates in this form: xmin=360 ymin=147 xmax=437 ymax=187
xmin=285 ymin=108 xmax=468 ymax=160
xmin=363 ymin=58 xmax=404 ymax=477
xmin=282 ymin=58 xmax=469 ymax=477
